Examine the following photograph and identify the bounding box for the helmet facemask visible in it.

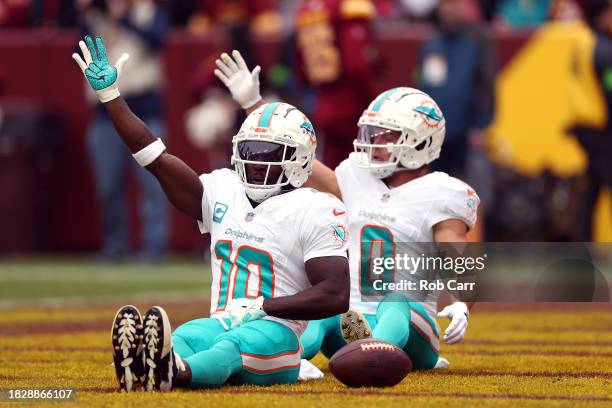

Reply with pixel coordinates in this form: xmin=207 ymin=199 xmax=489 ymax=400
xmin=353 ymin=124 xmax=404 ymax=179
xmin=353 ymin=124 xmax=436 ymax=179
xmin=232 ymin=138 xmax=299 ymax=203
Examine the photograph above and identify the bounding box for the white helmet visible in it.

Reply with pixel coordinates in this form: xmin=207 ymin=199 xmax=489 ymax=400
xmin=353 ymin=87 xmax=446 ymax=179
xmin=231 ymin=102 xmax=317 ymax=202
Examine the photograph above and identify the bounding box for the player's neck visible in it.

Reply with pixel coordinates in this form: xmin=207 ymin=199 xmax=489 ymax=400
xmin=383 ymin=167 xmax=428 ymax=188
xmin=248 ymin=197 xmax=260 ymax=208
xmin=246 ymin=185 xmax=295 ymax=208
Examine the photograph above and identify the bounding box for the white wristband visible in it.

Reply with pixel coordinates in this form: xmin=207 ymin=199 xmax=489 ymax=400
xmin=132 ymin=138 xmax=166 ymax=167
xmin=241 ymin=95 xmax=262 ymax=109
xmin=98 ymin=87 xmax=120 ymax=103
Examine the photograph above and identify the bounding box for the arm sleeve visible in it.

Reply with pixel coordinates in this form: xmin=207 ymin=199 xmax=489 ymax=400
xmin=300 ymin=196 xmax=349 ymax=262
xmin=426 ymin=182 xmax=480 ymax=230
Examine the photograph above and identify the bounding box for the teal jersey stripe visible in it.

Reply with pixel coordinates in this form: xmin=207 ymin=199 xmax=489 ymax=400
xmin=258 ymin=102 xmax=280 ymax=128
xmin=371 ymin=88 xmax=399 ymax=112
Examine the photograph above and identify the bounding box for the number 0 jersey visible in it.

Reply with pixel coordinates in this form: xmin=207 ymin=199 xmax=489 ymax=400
xmin=336 ymin=153 xmax=480 ymax=323
xmin=198 ymin=169 xmax=349 ymax=336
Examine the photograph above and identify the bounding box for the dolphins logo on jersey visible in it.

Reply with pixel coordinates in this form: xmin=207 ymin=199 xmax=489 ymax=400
xmin=330 ymin=223 xmax=347 ymax=246
xmin=466 ymin=190 xmax=479 ymax=215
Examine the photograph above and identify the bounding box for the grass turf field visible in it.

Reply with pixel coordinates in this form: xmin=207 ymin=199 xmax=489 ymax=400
xmin=0 ymin=259 xmax=611 ymax=407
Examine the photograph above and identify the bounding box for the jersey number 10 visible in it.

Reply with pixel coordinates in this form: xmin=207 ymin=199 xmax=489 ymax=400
xmin=214 ymin=240 xmax=275 ymax=312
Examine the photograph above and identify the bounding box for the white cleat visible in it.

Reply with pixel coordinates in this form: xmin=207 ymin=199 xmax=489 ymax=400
xmin=298 ymin=359 xmax=324 ymax=381
xmin=434 ymin=356 xmax=450 ymax=369
xmin=340 ymin=309 xmax=373 ymax=343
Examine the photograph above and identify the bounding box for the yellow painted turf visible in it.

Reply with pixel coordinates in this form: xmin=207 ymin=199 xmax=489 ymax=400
xmin=0 ymin=306 xmax=610 ymax=407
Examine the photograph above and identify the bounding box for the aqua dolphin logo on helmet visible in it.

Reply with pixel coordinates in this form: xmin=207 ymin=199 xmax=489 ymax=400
xmin=412 ymin=103 xmax=444 ymax=127
xmin=300 ymin=119 xmax=316 ymax=145
xmin=354 ymin=87 xmax=446 ymax=179
xmin=300 ymin=120 xmax=315 ymax=136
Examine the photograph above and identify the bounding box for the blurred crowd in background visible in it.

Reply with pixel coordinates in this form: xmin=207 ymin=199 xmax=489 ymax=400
xmin=0 ymin=0 xmax=611 ymax=261
xmin=0 ymin=0 xmax=591 ymax=29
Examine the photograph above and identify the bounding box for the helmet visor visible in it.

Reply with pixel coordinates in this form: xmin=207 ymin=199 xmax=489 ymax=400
xmin=357 ymin=125 xmax=402 ymax=145
xmin=355 ymin=125 xmax=403 ymax=164
xmin=236 ymin=140 xmax=296 ymax=186
xmin=237 ymin=140 xmax=295 ymax=162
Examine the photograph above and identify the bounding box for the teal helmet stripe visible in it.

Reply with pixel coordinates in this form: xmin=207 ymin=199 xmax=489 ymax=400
xmin=371 ymin=88 xmax=400 ymax=112
xmin=258 ymin=102 xmax=280 ymax=128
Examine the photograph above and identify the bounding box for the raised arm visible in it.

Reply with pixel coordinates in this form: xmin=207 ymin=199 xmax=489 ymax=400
xmin=105 ymin=98 xmax=203 ymax=220
xmin=305 ymin=160 xmax=342 ymax=199
xmin=72 ymin=35 xmax=203 ymax=220
xmin=214 ymin=50 xmax=342 ymax=199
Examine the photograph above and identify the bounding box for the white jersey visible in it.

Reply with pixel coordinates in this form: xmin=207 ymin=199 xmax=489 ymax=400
xmin=336 ymin=153 xmax=479 ymax=327
xmin=197 ymin=169 xmax=348 ymax=337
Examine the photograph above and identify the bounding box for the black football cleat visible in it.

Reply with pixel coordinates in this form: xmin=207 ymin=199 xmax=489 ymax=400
xmin=340 ymin=309 xmax=373 ymax=343
xmin=142 ymin=306 xmax=185 ymax=391
xmin=111 ymin=305 xmax=145 ymax=392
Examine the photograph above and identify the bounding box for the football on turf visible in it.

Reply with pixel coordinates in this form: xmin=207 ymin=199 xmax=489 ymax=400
xmin=329 ymin=339 xmax=412 ymax=387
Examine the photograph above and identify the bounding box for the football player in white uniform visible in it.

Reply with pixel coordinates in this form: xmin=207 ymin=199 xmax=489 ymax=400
xmin=216 ymin=51 xmax=478 ymax=371
xmin=73 ymin=36 xmax=350 ymax=392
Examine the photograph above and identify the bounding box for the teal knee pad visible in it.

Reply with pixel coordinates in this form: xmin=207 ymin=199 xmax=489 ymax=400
xmin=173 ymin=317 xmax=228 ymax=359
xmin=218 ymin=320 xmax=299 ymax=355
xmin=185 ymin=340 xmax=242 ymax=388
xmin=172 ymin=334 xmax=196 ymax=358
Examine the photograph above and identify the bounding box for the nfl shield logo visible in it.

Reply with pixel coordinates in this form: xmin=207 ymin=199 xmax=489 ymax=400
xmin=381 ymin=193 xmax=391 ymax=203
xmin=245 ymin=212 xmax=255 ymax=222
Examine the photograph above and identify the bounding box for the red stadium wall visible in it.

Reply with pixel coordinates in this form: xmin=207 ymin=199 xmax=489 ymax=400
xmin=0 ymin=27 xmax=530 ymax=253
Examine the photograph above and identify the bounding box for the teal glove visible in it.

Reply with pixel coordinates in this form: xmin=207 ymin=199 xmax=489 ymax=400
xmin=228 ymin=296 xmax=267 ymax=328
xmin=72 ymin=35 xmax=129 ymax=103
